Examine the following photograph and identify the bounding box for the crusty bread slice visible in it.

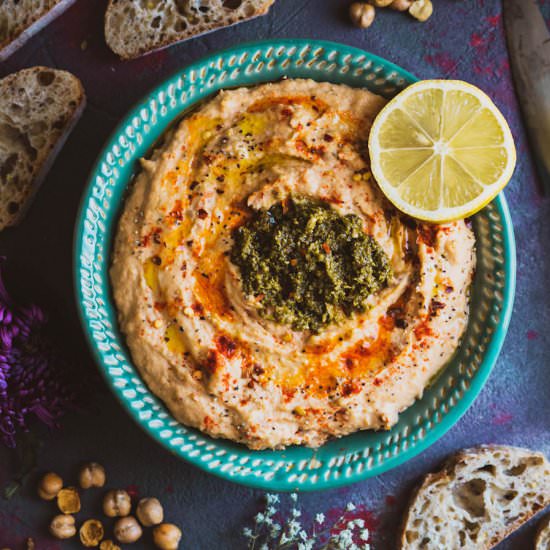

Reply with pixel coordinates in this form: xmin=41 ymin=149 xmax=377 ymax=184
xmin=536 ymin=514 xmax=550 ymax=550
xmin=400 ymin=445 xmax=550 ymax=550
xmin=0 ymin=0 xmax=77 ymax=62
xmin=104 ymin=0 xmax=276 ymax=59
xmin=0 ymin=67 xmax=85 ymax=230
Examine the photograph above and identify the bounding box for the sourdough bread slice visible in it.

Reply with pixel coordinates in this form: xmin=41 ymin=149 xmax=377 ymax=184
xmin=400 ymin=445 xmax=550 ymax=550
xmin=0 ymin=0 xmax=77 ymax=62
xmin=0 ymin=67 xmax=85 ymax=230
xmin=104 ymin=0 xmax=276 ymax=59
xmin=536 ymin=514 xmax=550 ymax=550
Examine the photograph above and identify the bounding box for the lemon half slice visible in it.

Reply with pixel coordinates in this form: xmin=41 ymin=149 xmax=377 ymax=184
xmin=368 ymin=80 xmax=516 ymax=223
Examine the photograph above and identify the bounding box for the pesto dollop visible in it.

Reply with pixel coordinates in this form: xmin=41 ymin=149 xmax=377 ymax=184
xmin=231 ymin=196 xmax=391 ymax=332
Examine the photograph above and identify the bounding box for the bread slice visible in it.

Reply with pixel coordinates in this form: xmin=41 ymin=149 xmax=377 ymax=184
xmin=0 ymin=0 xmax=77 ymax=62
xmin=0 ymin=67 xmax=85 ymax=230
xmin=536 ymin=514 xmax=550 ymax=550
xmin=399 ymin=445 xmax=550 ymax=550
xmin=104 ymin=0 xmax=276 ymax=59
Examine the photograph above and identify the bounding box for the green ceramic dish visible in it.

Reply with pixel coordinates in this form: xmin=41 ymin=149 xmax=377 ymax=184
xmin=74 ymin=39 xmax=516 ymax=492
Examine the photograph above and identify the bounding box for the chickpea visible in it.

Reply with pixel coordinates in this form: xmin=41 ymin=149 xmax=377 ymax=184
xmin=99 ymin=542 xmax=121 ymax=550
xmin=409 ymin=0 xmax=433 ymax=21
xmin=37 ymin=472 xmax=63 ymax=500
xmin=390 ymin=0 xmax=413 ymax=10
xmin=49 ymin=514 xmax=76 ymax=539
xmin=349 ymin=2 xmax=376 ymax=28
xmin=103 ymin=489 xmax=132 ymax=517
xmin=80 ymin=519 xmax=105 ymax=547
xmin=368 ymin=0 xmax=393 ymax=6
xmin=153 ymin=524 xmax=182 ymax=550
xmin=136 ymin=497 xmax=164 ymax=526
xmin=79 ymin=462 xmax=106 ymax=489
xmin=114 ymin=516 xmax=143 ymax=544
xmin=57 ymin=487 xmax=81 ymax=514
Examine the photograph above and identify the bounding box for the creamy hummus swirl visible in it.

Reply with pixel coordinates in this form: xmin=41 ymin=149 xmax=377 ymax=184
xmin=111 ymin=79 xmax=475 ymax=449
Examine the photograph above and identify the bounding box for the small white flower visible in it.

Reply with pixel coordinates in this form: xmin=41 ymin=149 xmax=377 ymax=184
xmin=346 ymin=502 xmax=356 ymax=511
xmin=315 ymin=513 xmax=325 ymax=525
xmin=280 ymin=532 xmax=290 ymax=545
xmin=265 ymin=505 xmax=276 ymax=517
xmin=291 ymin=507 xmax=302 ymax=518
xmin=266 ymin=493 xmax=280 ymax=505
xmin=298 ymin=529 xmax=308 ymax=541
xmin=259 ymin=544 xmax=269 ymax=550
xmin=288 ymin=519 xmax=302 ymax=537
xmin=290 ymin=492 xmax=298 ymax=502
xmin=360 ymin=528 xmax=370 ymax=541
xmin=254 ymin=512 xmax=265 ymax=524
xmin=242 ymin=527 xmax=253 ymax=538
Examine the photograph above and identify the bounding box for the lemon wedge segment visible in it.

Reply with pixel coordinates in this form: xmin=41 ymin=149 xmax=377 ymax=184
xmin=368 ymin=80 xmax=516 ymax=222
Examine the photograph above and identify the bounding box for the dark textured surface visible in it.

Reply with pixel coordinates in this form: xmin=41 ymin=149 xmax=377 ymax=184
xmin=0 ymin=1 xmax=549 ymax=548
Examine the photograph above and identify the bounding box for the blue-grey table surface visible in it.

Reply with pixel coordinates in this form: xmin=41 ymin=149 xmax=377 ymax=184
xmin=0 ymin=0 xmax=549 ymax=548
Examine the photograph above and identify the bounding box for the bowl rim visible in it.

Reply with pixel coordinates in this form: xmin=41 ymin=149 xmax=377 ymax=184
xmin=74 ymin=38 xmax=517 ymax=491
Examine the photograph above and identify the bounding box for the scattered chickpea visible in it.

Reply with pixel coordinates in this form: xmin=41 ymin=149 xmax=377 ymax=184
xmin=37 ymin=472 xmax=63 ymax=500
xmin=103 ymin=489 xmax=132 ymax=517
xmin=114 ymin=516 xmax=143 ymax=544
xmin=49 ymin=514 xmax=77 ymax=539
xmin=390 ymin=0 xmax=413 ymax=10
xmin=409 ymin=0 xmax=433 ymax=21
xmin=368 ymin=0 xmax=393 ymax=6
xmin=26 ymin=539 xmax=35 ymax=550
xmin=136 ymin=497 xmax=164 ymax=527
xmin=80 ymin=519 xmax=105 ymax=547
xmin=99 ymin=541 xmax=121 ymax=550
xmin=349 ymin=2 xmax=376 ymax=29
xmin=57 ymin=487 xmax=81 ymax=514
xmin=79 ymin=462 xmax=106 ymax=489
xmin=153 ymin=524 xmax=182 ymax=550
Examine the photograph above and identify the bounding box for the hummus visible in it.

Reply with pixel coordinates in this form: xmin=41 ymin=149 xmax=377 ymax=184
xmin=111 ymin=79 xmax=476 ymax=450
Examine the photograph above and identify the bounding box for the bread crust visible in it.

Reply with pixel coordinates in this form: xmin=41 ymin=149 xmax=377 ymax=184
xmin=535 ymin=513 xmax=550 ymax=550
xmin=399 ymin=445 xmax=550 ymax=550
xmin=104 ymin=0 xmax=276 ymax=59
xmin=0 ymin=0 xmax=78 ymax=62
xmin=0 ymin=67 xmax=86 ymax=229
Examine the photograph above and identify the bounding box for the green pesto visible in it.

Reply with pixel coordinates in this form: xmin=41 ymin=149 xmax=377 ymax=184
xmin=230 ymin=196 xmax=392 ymax=332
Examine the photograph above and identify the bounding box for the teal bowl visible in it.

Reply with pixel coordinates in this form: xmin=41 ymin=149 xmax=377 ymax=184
xmin=74 ymin=39 xmax=516 ymax=492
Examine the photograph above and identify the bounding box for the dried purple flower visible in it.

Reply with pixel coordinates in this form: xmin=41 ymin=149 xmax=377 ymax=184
xmin=0 ymin=263 xmax=75 ymax=447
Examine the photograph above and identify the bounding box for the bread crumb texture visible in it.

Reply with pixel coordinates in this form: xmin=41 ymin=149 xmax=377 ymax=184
xmin=401 ymin=445 xmax=550 ymax=550
xmin=105 ymin=0 xmax=276 ymax=58
xmin=0 ymin=0 xmax=62 ymax=48
xmin=0 ymin=67 xmax=85 ymax=229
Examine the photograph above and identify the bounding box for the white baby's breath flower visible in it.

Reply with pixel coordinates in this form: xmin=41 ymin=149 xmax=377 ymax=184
xmin=266 ymin=506 xmax=277 ymax=517
xmin=360 ymin=528 xmax=370 ymax=541
xmin=291 ymin=507 xmax=302 ymax=518
xmin=298 ymin=529 xmax=308 ymax=541
xmin=259 ymin=544 xmax=269 ymax=550
xmin=288 ymin=519 xmax=302 ymax=537
xmin=290 ymin=492 xmax=298 ymax=502
xmin=242 ymin=527 xmax=253 ymax=538
xmin=346 ymin=502 xmax=356 ymax=511
xmin=266 ymin=493 xmax=280 ymax=505
xmin=315 ymin=512 xmax=325 ymax=525
xmin=254 ymin=512 xmax=265 ymax=524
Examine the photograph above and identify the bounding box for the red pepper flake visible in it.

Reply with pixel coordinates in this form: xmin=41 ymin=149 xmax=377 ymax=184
xmin=151 ymin=255 xmax=161 ymax=266
xmin=216 ymin=335 xmax=237 ymax=358
xmin=322 ymin=242 xmax=331 ymax=254
xmin=281 ymin=107 xmax=292 ymax=117
xmin=192 ymin=303 xmax=204 ymax=315
xmin=323 ymin=133 xmax=334 ymax=142
xmin=197 ymin=209 xmax=208 ymax=219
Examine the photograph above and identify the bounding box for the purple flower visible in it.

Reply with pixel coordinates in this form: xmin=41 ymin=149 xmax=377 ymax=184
xmin=0 ymin=262 xmax=76 ymax=448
